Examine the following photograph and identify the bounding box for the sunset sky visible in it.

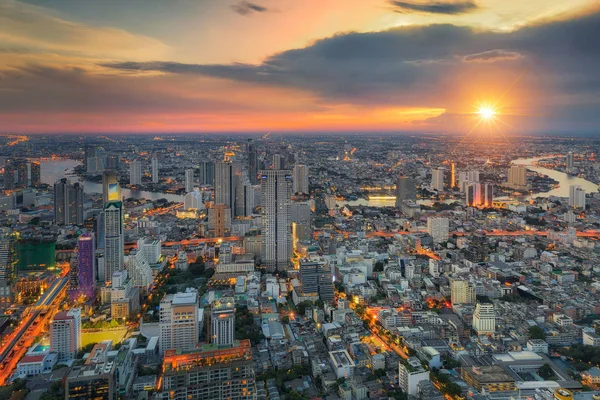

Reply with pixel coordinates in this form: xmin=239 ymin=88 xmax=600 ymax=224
xmin=1 ymin=0 xmax=599 ymax=134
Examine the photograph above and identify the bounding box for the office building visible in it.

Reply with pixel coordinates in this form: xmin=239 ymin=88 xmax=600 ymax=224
xmin=566 ymin=151 xmax=574 ymax=170
xmin=124 ymin=249 xmax=153 ymax=289
xmin=398 ymin=357 xmax=430 ymax=396
xmin=299 ymin=259 xmax=334 ymax=302
xmin=427 ymin=217 xmax=449 ymax=244
xmin=3 ymin=162 xmax=15 ymax=190
xmin=108 ymin=269 xmax=140 ymax=319
xmin=50 ymin=308 xmax=82 ymax=362
xmin=208 ymin=204 xmax=231 ymax=237
xmin=569 ymin=185 xmax=585 ymax=208
xmin=507 ymin=165 xmax=527 ymax=187
xmin=151 ymin=157 xmax=159 ymax=183
xmin=68 ymin=233 xmax=96 ymax=302
xmin=158 ymin=340 xmax=255 ymax=400
xmin=54 ymin=178 xmax=84 ymax=226
xmin=210 ymin=297 xmax=235 ymax=346
xmin=260 ymin=170 xmax=293 ymax=272
xmin=104 ymin=201 xmax=124 ymax=282
xmin=129 ymin=160 xmax=142 ymax=185
xmin=450 ymin=279 xmax=476 ymax=305
xmin=65 ymin=341 xmax=115 ymax=400
xmin=430 ymin=168 xmax=444 ymax=191
xmin=184 ymin=190 xmax=203 ymax=211
xmin=106 ymin=155 xmax=120 ymax=169
xmin=185 ymin=169 xmax=195 ymax=192
xmin=482 ymin=182 xmax=493 ymax=207
xmin=0 ymin=234 xmax=14 ymax=281
xmin=30 ymin=161 xmax=41 ymax=187
xmin=473 ymin=303 xmax=496 ymax=334
xmin=329 ymin=349 xmax=356 ymax=379
xmin=292 ymin=164 xmax=309 ymax=194
xmin=215 ymin=161 xmax=241 ymax=213
xmin=159 ymin=289 xmax=203 ymax=353
xmin=466 ymin=182 xmax=481 ymax=207
xmin=272 ymin=154 xmax=285 ymax=170
xmin=467 ymin=170 xmax=480 ymax=183
xmin=235 ymin=180 xmax=258 ymax=217
xmin=102 ymin=170 xmax=121 ymax=203
xmin=199 ymin=161 xmax=215 ymax=186
xmin=248 ymin=139 xmax=258 ymax=185
xmin=137 ymin=237 xmax=161 ymax=264
xmin=450 ymin=162 xmax=456 ymax=188
xmin=395 ymin=176 xmax=417 ymax=207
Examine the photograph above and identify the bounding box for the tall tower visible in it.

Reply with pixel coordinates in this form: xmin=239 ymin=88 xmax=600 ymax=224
xmin=292 ymin=165 xmax=309 ymax=194
xmin=507 ymin=165 xmax=527 ymax=187
xmin=185 ymin=169 xmax=194 ymax=193
xmin=68 ymin=233 xmax=96 ymax=302
xmin=473 ymin=303 xmax=496 ymax=334
xmin=102 ymin=170 xmax=121 ymax=203
xmin=569 ymin=185 xmax=585 ymax=208
xmin=260 ymin=170 xmax=292 ymax=272
xmin=431 ymin=168 xmax=444 ymax=191
xmin=50 ymin=308 xmax=82 ymax=362
xmin=466 ymin=182 xmax=481 ymax=207
xmin=103 ymin=201 xmax=124 ymax=282
xmin=54 ymin=178 xmax=84 ymax=226
xmin=151 ymin=157 xmax=159 ymax=183
xmin=450 ymin=162 xmax=456 ymax=189
xmin=199 ymin=161 xmax=215 ymax=186
xmin=215 ymin=161 xmax=241 ymax=215
xmin=30 ymin=161 xmax=41 ymax=187
xmin=482 ymin=183 xmax=494 ymax=207
xmin=566 ymin=151 xmax=574 ymax=170
xmin=129 ymin=160 xmax=142 ymax=185
xmin=427 ymin=217 xmax=449 ymax=244
xmin=210 ymin=297 xmax=235 ymax=346
xmin=395 ymin=176 xmax=417 ymax=207
xmin=248 ymin=140 xmax=258 ymax=185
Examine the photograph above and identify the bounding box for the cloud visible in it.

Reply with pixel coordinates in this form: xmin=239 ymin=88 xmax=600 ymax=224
xmin=462 ymin=49 xmax=523 ymax=62
xmin=389 ymin=0 xmax=478 ymax=15
xmin=231 ymin=1 xmax=268 ymax=16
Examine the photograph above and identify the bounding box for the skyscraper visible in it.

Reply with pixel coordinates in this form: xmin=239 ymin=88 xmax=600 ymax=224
xmin=215 ymin=161 xmax=241 ymax=212
xmin=261 ymin=170 xmax=292 ymax=272
xmin=507 ymin=165 xmax=527 ymax=187
xmin=566 ymin=151 xmax=574 ymax=170
xmin=185 ymin=169 xmax=195 ymax=192
xmin=395 ymin=176 xmax=417 ymax=207
xmin=208 ymin=204 xmax=231 ymax=237
xmin=210 ymin=297 xmax=235 ymax=346
xmin=102 ymin=170 xmax=121 ymax=203
xmin=68 ymin=233 xmax=96 ymax=302
xmin=129 ymin=160 xmax=142 ymax=185
xmin=30 ymin=161 xmax=41 ymax=187
xmin=199 ymin=161 xmax=215 ymax=186
xmin=159 ymin=289 xmax=201 ymax=353
xmin=151 ymin=157 xmax=159 ymax=183
xmin=569 ymin=185 xmax=586 ymax=208
xmin=292 ymin=164 xmax=309 ymax=194
xmin=3 ymin=161 xmax=15 ymax=190
xmin=272 ymin=154 xmax=285 ymax=170
xmin=450 ymin=162 xmax=456 ymax=188
xmin=430 ymin=168 xmax=444 ymax=191
xmin=450 ymin=279 xmax=476 ymax=305
xmin=473 ymin=303 xmax=496 ymax=334
xmin=299 ymin=260 xmax=334 ymax=302
xmin=54 ymin=178 xmax=84 ymax=226
xmin=427 ymin=217 xmax=449 ymax=244
xmin=466 ymin=182 xmax=481 ymax=207
xmin=50 ymin=308 xmax=82 ymax=362
xmin=247 ymin=139 xmax=258 ymax=185
xmin=482 ymin=183 xmax=494 ymax=207
xmin=104 ymin=201 xmax=124 ymax=282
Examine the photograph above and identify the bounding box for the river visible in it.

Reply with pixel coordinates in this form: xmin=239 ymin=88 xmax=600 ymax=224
xmin=40 ymin=159 xmax=184 ymax=202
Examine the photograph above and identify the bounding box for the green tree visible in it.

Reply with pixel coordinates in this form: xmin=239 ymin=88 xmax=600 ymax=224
xmin=528 ymin=326 xmax=546 ymax=340
xmin=539 ymin=364 xmax=555 ymax=380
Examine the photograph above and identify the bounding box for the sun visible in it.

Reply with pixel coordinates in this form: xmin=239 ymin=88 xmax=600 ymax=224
xmin=477 ymin=105 xmax=496 ymax=120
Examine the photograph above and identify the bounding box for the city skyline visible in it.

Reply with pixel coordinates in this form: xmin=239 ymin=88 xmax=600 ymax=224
xmin=1 ymin=0 xmax=599 ymax=134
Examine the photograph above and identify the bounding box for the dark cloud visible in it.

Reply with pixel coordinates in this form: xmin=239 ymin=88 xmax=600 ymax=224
xmin=231 ymin=1 xmax=268 ymax=16
xmin=462 ymin=49 xmax=523 ymax=62
xmin=389 ymin=0 xmax=478 ymax=15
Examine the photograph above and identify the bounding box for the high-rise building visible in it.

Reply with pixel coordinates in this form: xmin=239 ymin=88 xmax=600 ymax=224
xmin=0 ymin=234 xmax=15 ymax=281
xmin=482 ymin=183 xmax=494 ymax=207
xmin=102 ymin=170 xmax=121 ymax=203
xmin=54 ymin=178 xmax=84 ymax=226
xmin=84 ymin=145 xmax=96 ymax=172
xmin=569 ymin=185 xmax=586 ymax=208
xmin=507 ymin=165 xmax=527 ymax=187
xmin=566 ymin=151 xmax=574 ymax=170
xmin=3 ymin=161 xmax=15 ymax=190
xmin=215 ymin=161 xmax=241 ymax=213
xmin=103 ymin=201 xmax=124 ymax=282
xmin=398 ymin=357 xmax=430 ymax=397
xmin=395 ymin=176 xmax=417 ymax=207
xmin=248 ymin=139 xmax=258 ymax=185
xmin=473 ymin=303 xmax=496 ymax=334
xmin=199 ymin=161 xmax=215 ymax=186
xmin=208 ymin=204 xmax=231 ymax=237
xmin=210 ymin=297 xmax=235 ymax=346
xmin=235 ymin=181 xmax=258 ymax=217
xmin=430 ymin=168 xmax=444 ymax=191
xmin=159 ymin=340 xmax=256 ymax=400
xmin=50 ymin=308 xmax=82 ymax=362
xmin=137 ymin=237 xmax=162 ymax=264
xmin=260 ymin=170 xmax=292 ymax=272
xmin=292 ymin=165 xmax=309 ymax=194
xmin=30 ymin=161 xmax=41 ymax=187
xmin=106 ymin=155 xmax=120 ymax=169
xmin=450 ymin=162 xmax=456 ymax=188
xmin=159 ymin=289 xmax=202 ymax=353
xmin=466 ymin=182 xmax=481 ymax=207
xmin=450 ymin=279 xmax=476 ymax=305
xmin=151 ymin=157 xmax=159 ymax=183
xmin=427 ymin=217 xmax=449 ymax=244
xmin=124 ymin=249 xmax=153 ymax=289
xmin=184 ymin=190 xmax=204 ymax=211
xmin=299 ymin=259 xmax=334 ymax=302
xmin=129 ymin=160 xmax=142 ymax=186
xmin=467 ymin=170 xmax=480 ymax=183
xmin=272 ymin=154 xmax=285 ymax=170
xmin=68 ymin=233 xmax=96 ymax=302
xmin=185 ymin=169 xmax=195 ymax=193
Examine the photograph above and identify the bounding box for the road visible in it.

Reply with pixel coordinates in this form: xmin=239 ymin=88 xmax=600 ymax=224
xmin=0 ymin=275 xmax=69 ymax=385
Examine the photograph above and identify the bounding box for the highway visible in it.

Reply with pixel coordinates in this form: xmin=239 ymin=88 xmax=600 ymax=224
xmin=0 ymin=275 xmax=68 ymax=385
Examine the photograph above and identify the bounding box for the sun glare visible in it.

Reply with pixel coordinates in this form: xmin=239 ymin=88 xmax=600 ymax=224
xmin=477 ymin=105 xmax=496 ymax=120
